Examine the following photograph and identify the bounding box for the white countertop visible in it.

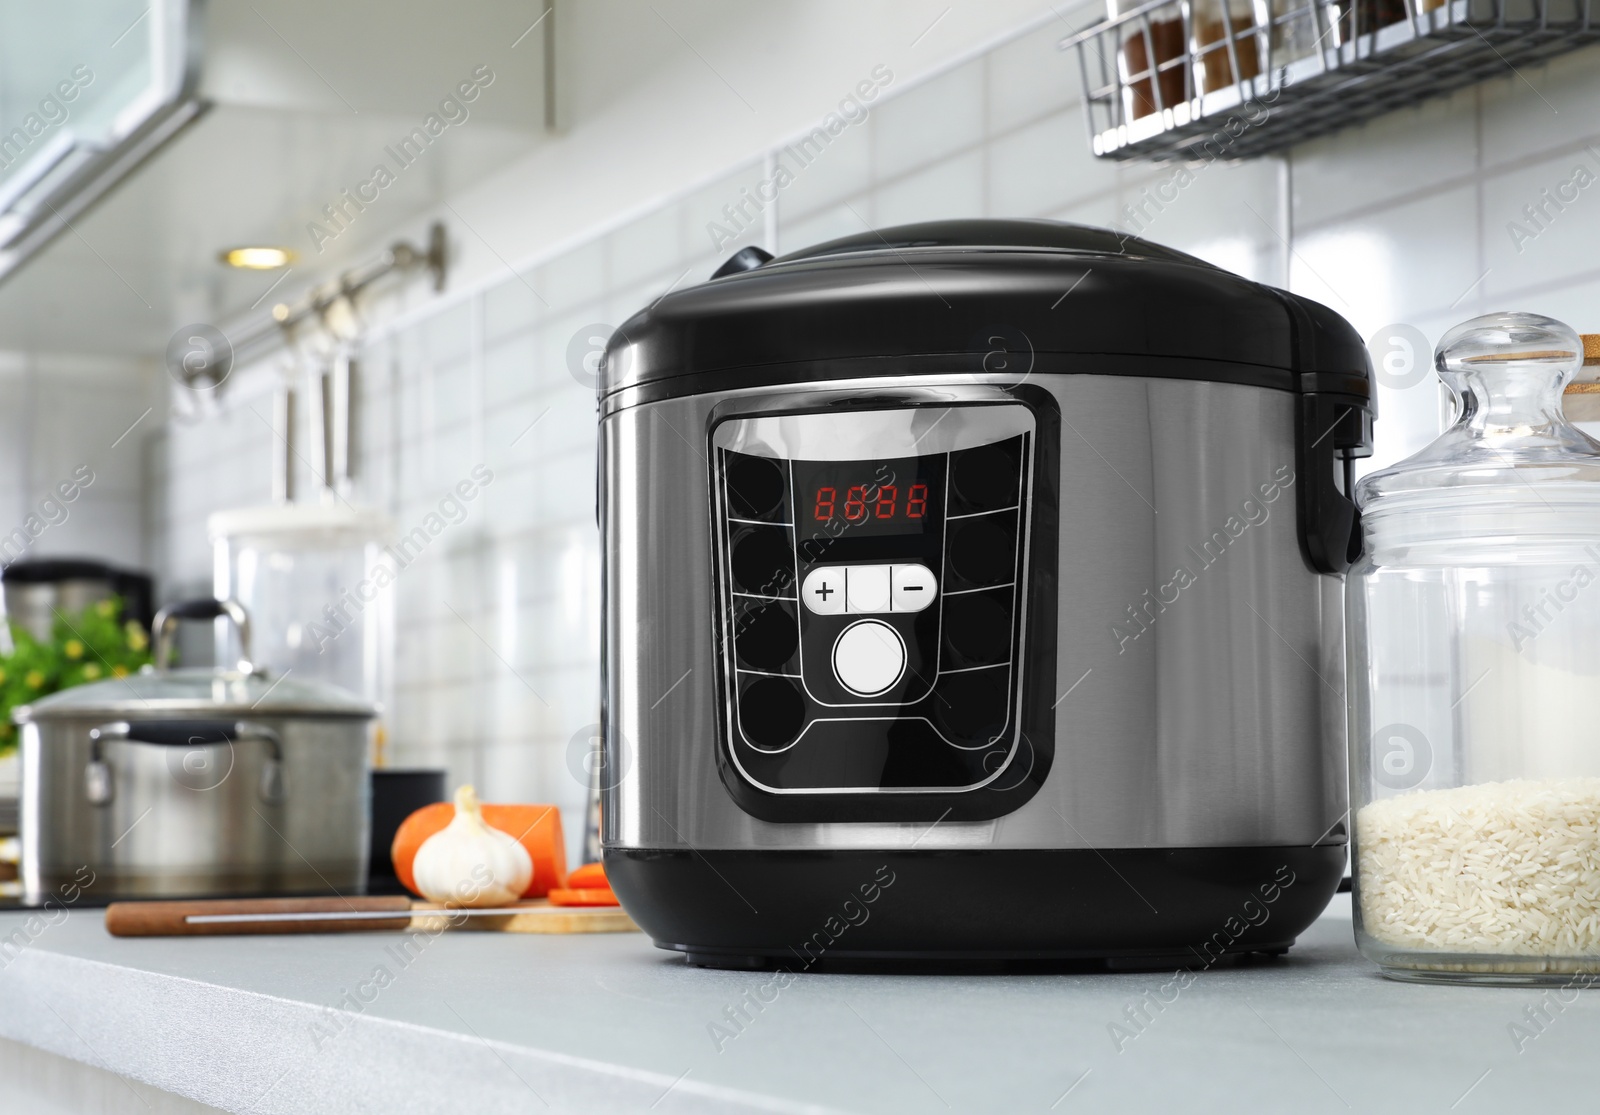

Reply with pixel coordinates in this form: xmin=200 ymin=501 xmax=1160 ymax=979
xmin=0 ymin=893 xmax=1596 ymax=1114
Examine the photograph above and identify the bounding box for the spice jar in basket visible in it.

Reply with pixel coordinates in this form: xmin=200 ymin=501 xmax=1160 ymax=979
xmin=1349 ymin=312 xmax=1600 ymax=983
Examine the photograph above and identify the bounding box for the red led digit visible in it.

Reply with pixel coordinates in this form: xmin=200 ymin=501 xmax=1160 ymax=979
xmin=844 ymin=485 xmax=867 ymax=521
xmin=875 ymin=485 xmax=897 ymax=519
xmin=814 ymin=487 xmax=835 ymax=521
xmin=907 ymin=483 xmax=927 ymax=518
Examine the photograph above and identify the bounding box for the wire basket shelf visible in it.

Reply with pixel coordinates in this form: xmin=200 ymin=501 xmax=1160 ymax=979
xmin=1060 ymin=0 xmax=1599 ymax=161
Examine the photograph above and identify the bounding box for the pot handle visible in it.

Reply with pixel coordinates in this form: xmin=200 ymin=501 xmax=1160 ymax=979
xmin=86 ymin=719 xmax=286 ymax=806
xmin=152 ymin=598 xmax=256 ymax=675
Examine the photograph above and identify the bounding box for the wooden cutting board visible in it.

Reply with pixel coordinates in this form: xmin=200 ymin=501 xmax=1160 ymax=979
xmin=408 ymin=899 xmax=638 ymax=934
xmin=105 ymin=896 xmax=639 ymax=937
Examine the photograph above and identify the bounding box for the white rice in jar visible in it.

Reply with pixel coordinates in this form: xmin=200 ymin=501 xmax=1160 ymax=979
xmin=1356 ymin=778 xmax=1600 ymax=957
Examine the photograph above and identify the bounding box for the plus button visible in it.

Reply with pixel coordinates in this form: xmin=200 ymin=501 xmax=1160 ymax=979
xmin=800 ymin=567 xmax=847 ymax=615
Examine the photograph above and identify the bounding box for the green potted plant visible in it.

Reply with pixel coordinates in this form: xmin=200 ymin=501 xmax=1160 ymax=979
xmin=0 ymin=596 xmax=152 ymax=759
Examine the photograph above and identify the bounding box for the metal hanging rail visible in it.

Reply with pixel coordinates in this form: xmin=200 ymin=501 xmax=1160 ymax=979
xmin=1060 ymin=0 xmax=1599 ymax=162
xmin=226 ymin=221 xmax=448 ymax=368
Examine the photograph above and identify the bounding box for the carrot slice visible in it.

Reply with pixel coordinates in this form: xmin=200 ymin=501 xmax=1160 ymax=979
xmin=566 ymin=861 xmax=608 ymax=890
xmin=549 ymin=886 xmax=620 ymax=907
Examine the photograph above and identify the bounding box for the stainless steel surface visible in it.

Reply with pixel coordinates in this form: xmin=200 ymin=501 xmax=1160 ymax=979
xmin=227 ymin=223 xmax=449 ymax=370
xmin=272 ymin=382 xmax=296 ymax=504
xmin=19 ymin=714 xmax=371 ymax=903
xmin=16 ymin=601 xmax=375 ymax=903
xmin=3 ymin=580 xmax=116 ymax=643
xmin=83 ymin=721 xmax=285 ymax=807
xmin=602 ymin=374 xmax=1346 ymax=851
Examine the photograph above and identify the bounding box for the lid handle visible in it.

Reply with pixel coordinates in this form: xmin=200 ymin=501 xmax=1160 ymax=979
xmin=710 ymin=245 xmax=773 ymax=279
xmin=1436 ymin=312 xmax=1583 ymax=441
xmin=152 ymin=598 xmax=256 ymax=675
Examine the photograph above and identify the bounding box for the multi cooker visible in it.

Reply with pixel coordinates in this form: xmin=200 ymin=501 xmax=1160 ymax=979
xmin=597 ymin=220 xmax=1374 ymax=967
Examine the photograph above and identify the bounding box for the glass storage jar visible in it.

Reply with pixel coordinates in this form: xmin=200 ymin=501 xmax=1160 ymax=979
xmin=1192 ymin=0 xmax=1262 ymax=94
xmin=1109 ymin=0 xmax=1188 ymax=119
xmin=1349 ymin=312 xmax=1600 ymax=984
xmin=209 ymin=504 xmax=395 ymax=736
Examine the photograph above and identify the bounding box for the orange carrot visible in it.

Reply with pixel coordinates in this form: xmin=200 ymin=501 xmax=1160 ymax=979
xmin=566 ymin=861 xmax=608 ymax=890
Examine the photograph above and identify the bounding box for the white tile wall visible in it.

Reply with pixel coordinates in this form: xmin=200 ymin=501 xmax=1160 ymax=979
xmin=150 ymin=15 xmax=1600 ymax=865
xmin=0 ymin=353 xmax=160 ymax=573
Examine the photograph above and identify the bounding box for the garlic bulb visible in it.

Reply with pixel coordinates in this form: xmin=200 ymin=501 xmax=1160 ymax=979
xmin=411 ymin=785 xmax=533 ymax=907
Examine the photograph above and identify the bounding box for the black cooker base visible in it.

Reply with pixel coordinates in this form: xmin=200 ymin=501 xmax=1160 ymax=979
xmin=604 ymin=844 xmax=1345 ymax=971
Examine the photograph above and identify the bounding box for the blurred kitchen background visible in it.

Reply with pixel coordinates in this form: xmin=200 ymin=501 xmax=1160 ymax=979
xmin=0 ymin=0 xmax=1597 ymax=856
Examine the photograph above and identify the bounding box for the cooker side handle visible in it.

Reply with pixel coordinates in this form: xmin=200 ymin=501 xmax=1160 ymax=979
xmin=1276 ymin=292 xmax=1375 ymax=575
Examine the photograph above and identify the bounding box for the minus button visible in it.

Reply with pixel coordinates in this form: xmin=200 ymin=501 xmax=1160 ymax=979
xmin=890 ymin=564 xmax=937 ymax=612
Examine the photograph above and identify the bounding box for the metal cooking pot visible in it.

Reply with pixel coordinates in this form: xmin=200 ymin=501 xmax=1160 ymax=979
xmin=15 ymin=598 xmax=376 ymax=904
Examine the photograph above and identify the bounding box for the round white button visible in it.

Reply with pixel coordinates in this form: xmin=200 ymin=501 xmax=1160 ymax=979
xmin=832 ymin=620 xmax=906 ymax=697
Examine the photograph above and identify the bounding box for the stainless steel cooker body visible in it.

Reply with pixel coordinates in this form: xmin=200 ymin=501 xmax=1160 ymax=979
xmin=20 ymin=710 xmax=371 ymax=903
xmin=601 ymin=374 xmax=1347 ymax=856
xmin=594 ymin=220 xmax=1372 ymax=965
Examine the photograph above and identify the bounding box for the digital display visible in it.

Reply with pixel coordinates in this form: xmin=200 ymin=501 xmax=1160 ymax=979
xmin=792 ymin=454 xmax=945 ymax=547
xmin=810 ymin=481 xmax=929 ymax=523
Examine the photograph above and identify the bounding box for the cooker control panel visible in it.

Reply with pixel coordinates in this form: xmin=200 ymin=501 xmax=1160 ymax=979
xmin=709 ymin=402 xmax=1051 ymax=811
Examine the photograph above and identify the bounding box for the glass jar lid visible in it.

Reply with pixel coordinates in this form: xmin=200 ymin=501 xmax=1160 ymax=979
xmin=1357 ymin=312 xmax=1600 ymax=518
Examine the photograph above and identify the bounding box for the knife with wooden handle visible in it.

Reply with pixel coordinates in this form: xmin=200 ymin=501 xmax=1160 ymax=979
xmin=104 ymin=896 xmax=638 ymax=937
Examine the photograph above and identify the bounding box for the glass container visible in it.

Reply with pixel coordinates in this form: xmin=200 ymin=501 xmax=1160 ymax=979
xmin=1192 ymin=0 xmax=1263 ymax=94
xmin=1109 ymin=0 xmax=1189 ymax=120
xmin=1349 ymin=312 xmax=1600 ymax=984
xmin=209 ymin=504 xmax=395 ymax=748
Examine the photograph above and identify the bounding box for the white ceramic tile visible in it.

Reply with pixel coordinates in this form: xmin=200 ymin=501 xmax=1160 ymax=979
xmin=988 ymin=109 xmax=1117 ymax=219
xmin=1480 ymin=146 xmax=1600 ymax=303
xmin=676 ymin=162 xmax=770 ymax=261
xmin=420 ymin=301 xmax=474 ymax=368
xmin=426 ymin=356 xmax=476 ymax=433
xmin=1479 ymin=273 xmax=1600 ymax=335
xmin=1292 ymin=87 xmax=1478 ymax=231
xmin=1290 ymin=183 xmax=1479 ymax=339
xmin=1479 ymin=47 xmax=1600 ymax=169
xmin=778 ymin=201 xmax=862 ymax=255
xmin=483 ymin=331 xmax=541 ymax=410
xmin=775 ymin=114 xmax=873 ymax=224
xmin=539 ymin=238 xmax=608 ymax=313
xmin=1122 ymin=157 xmax=1282 ymax=282
xmin=483 ymin=275 xmax=544 ymax=344
xmin=488 ymin=385 xmax=594 ymax=464
xmin=987 ymin=18 xmax=1083 ymax=135
xmin=873 ymin=147 xmax=986 ymax=227
xmin=607 ymin=205 xmax=684 ymax=290
xmin=1046 ymin=190 xmax=1125 ymax=230
xmin=873 ymin=59 xmax=986 ymax=182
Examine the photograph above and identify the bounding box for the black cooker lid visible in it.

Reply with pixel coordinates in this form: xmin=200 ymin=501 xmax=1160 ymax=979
xmin=599 ymin=219 xmax=1372 ymax=402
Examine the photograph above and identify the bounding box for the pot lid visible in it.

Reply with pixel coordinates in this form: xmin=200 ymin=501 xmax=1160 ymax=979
xmin=1356 ymin=312 xmax=1600 ymax=519
xmin=14 ymin=666 xmax=376 ymax=722
xmin=598 ymin=218 xmax=1371 ymax=400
